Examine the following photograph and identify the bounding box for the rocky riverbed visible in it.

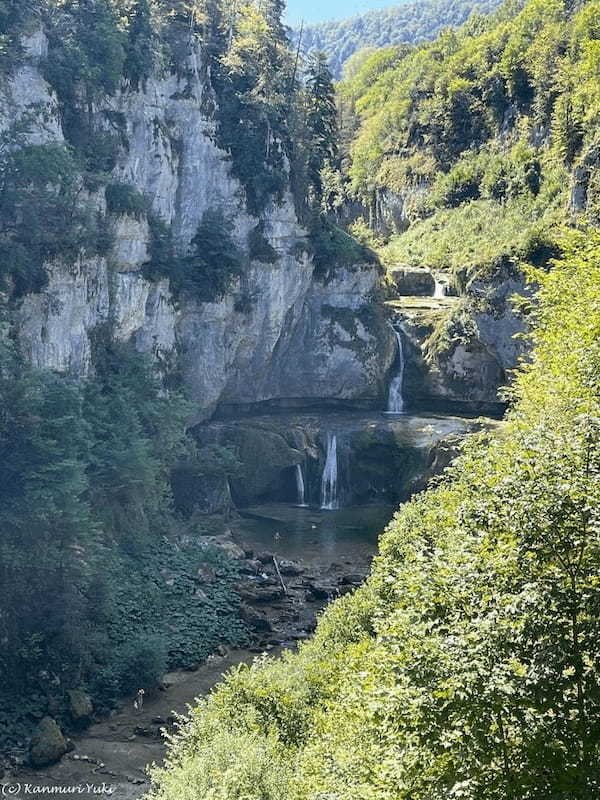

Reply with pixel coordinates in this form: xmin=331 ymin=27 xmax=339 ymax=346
xmin=4 ymin=504 xmax=389 ymax=799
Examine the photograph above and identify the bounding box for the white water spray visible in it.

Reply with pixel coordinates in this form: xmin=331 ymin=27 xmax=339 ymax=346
xmin=320 ymin=434 xmax=339 ymax=510
xmin=387 ymin=327 xmax=406 ymax=414
xmin=434 ymin=278 xmax=447 ymax=299
xmin=295 ymin=463 xmax=307 ymax=507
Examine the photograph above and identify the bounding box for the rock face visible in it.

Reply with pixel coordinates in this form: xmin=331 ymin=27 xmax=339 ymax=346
xmin=194 ymin=411 xmax=496 ymax=509
xmin=6 ymin=30 xmax=393 ymax=421
xmin=386 ymin=265 xmax=528 ymax=410
xmin=29 ymin=717 xmax=68 ymax=768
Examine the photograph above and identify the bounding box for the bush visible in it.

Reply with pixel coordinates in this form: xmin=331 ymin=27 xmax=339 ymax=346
xmin=105 ymin=183 xmax=147 ymax=219
xmin=145 ymin=208 xmax=245 ymax=302
xmin=309 ymin=213 xmax=379 ymax=278
xmin=116 ymin=634 xmax=168 ymax=695
xmin=248 ymin=222 xmax=279 ymax=264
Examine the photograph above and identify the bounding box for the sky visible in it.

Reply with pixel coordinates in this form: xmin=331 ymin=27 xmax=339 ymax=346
xmin=284 ymin=0 xmax=400 ymax=26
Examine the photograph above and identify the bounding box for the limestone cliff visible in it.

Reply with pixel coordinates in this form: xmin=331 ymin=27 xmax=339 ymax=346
xmin=7 ymin=30 xmax=395 ymax=421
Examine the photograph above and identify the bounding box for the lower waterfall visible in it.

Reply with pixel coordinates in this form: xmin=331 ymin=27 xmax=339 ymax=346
xmin=321 ymin=433 xmax=339 ymax=510
xmin=295 ymin=463 xmax=308 ymax=507
xmin=387 ymin=326 xmax=406 ymax=414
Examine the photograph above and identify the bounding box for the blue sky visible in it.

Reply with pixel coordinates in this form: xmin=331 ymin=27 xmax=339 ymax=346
xmin=284 ymin=0 xmax=400 ymax=26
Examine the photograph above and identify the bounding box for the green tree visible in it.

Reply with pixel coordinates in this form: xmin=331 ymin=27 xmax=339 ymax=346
xmin=124 ymin=0 xmax=155 ymax=88
xmin=305 ymin=51 xmax=339 ymax=203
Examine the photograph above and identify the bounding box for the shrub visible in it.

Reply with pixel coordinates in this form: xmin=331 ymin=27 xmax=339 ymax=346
xmin=116 ymin=634 xmax=168 ymax=695
xmin=248 ymin=222 xmax=279 ymax=263
xmin=105 ymin=183 xmax=148 ymax=219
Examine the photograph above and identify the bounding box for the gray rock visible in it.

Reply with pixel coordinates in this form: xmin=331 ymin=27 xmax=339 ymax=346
xmin=389 ymin=267 xmax=435 ymax=297
xmin=67 ymin=689 xmax=93 ymax=724
xmin=29 ymin=717 xmax=68 ymax=768
xmin=278 ymin=560 xmax=304 ymax=576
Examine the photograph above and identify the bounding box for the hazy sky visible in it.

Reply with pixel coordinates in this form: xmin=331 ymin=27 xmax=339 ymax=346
xmin=284 ymin=0 xmax=399 ymax=26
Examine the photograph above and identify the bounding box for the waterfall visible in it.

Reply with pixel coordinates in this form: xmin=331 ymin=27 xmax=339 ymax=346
xmin=387 ymin=326 xmax=406 ymax=414
xmin=295 ymin=463 xmax=307 ymax=507
xmin=434 ymin=278 xmax=447 ymax=299
xmin=320 ymin=433 xmax=339 ymax=510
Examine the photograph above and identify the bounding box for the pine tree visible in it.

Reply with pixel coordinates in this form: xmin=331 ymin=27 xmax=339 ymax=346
xmin=305 ymin=51 xmax=339 ymax=202
xmin=124 ymin=0 xmax=155 ymax=89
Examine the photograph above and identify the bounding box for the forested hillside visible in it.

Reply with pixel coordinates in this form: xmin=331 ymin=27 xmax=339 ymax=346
xmin=149 ymin=0 xmax=600 ymax=798
xmin=329 ymin=0 xmax=600 ymax=392
xmin=293 ymin=0 xmax=504 ymax=78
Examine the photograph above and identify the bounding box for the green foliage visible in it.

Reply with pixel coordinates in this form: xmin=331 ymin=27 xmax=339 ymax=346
xmin=294 ymin=0 xmax=504 ymax=79
xmin=0 ymin=138 xmax=109 ymax=296
xmin=342 ymin=0 xmax=599 ymax=210
xmin=308 ymin=213 xmax=379 ymax=278
xmin=248 ymin=221 xmax=279 ymax=264
xmin=146 ymin=208 xmax=244 ymax=302
xmin=210 ymin=0 xmax=296 ymax=213
xmin=0 ymin=339 xmax=248 ymax=747
xmin=105 ymin=182 xmax=148 ymax=219
xmin=149 ymin=230 xmax=600 ymax=800
xmin=380 ymin=193 xmax=564 ymax=284
xmin=304 ymin=51 xmax=339 ymax=204
xmin=123 ymin=0 xmax=155 ymax=89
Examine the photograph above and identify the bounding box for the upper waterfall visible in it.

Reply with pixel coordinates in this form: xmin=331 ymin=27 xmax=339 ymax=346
xmin=387 ymin=326 xmax=406 ymax=415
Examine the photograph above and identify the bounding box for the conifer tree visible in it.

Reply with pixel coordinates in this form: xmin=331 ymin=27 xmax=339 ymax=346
xmin=124 ymin=0 xmax=155 ymax=89
xmin=305 ymin=50 xmax=339 ymax=202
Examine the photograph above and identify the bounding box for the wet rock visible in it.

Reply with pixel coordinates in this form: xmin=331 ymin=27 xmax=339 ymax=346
xmin=389 ymin=267 xmax=435 ymax=297
xmin=240 ymin=605 xmax=274 ymax=632
xmin=256 ymin=551 xmax=275 ymax=565
xmin=239 ymin=559 xmax=262 ymax=575
xmin=134 ymin=726 xmax=156 ymax=738
xmin=278 ymin=559 xmax=303 ymax=576
xmin=203 ymin=533 xmax=246 ymax=560
xmin=305 ymin=582 xmax=333 ymax=601
xmin=29 ymin=717 xmax=68 ymax=768
xmin=340 ymin=573 xmax=365 ymax=586
xmin=237 ymin=583 xmax=284 ymax=604
xmin=67 ymin=688 xmax=93 ymax=725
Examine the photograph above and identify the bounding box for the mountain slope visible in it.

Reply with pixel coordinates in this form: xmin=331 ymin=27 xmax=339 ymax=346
xmin=293 ymin=0 xmax=505 ymax=78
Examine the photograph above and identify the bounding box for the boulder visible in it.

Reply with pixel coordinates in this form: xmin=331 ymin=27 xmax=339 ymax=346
xmin=203 ymin=533 xmax=246 ymax=560
xmin=237 ymin=582 xmax=284 ymax=604
xmin=340 ymin=573 xmax=365 ymax=586
xmin=29 ymin=717 xmax=68 ymax=768
xmin=239 ymin=559 xmax=262 ymax=575
xmin=305 ymin=582 xmax=334 ymax=601
xmin=278 ymin=559 xmax=303 ymax=576
xmin=67 ymin=689 xmax=93 ymax=725
xmin=389 ymin=267 xmax=435 ymax=297
xmin=240 ymin=606 xmax=274 ymax=633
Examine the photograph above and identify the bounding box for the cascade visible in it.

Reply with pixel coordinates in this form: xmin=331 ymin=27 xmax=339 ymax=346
xmin=295 ymin=463 xmax=308 ymax=507
xmin=434 ymin=278 xmax=447 ymax=299
xmin=320 ymin=433 xmax=339 ymax=510
xmin=387 ymin=326 xmax=406 ymax=414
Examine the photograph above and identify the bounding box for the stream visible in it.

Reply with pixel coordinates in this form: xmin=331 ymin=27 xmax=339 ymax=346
xmin=11 ymin=504 xmax=393 ymax=799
